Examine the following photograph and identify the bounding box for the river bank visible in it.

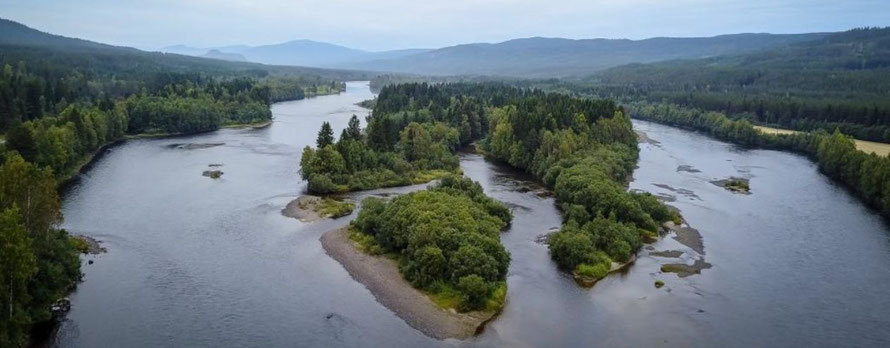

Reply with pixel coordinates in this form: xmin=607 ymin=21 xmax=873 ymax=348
xmin=320 ymin=227 xmax=498 ymax=340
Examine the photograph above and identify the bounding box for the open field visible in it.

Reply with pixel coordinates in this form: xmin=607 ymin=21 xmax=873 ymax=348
xmin=754 ymin=126 xmax=890 ymax=157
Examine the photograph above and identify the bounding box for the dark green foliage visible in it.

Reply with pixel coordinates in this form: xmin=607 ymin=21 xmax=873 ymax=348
xmin=561 ymin=27 xmax=890 ymax=142
xmin=316 ymin=122 xmax=335 ymax=148
xmin=299 ymin=88 xmax=477 ymax=194
xmin=351 ymin=176 xmax=511 ymax=311
xmin=457 ymin=275 xmax=489 ymax=311
xmin=0 ymin=153 xmax=80 ymax=346
xmin=481 ymin=93 xmax=673 ymax=276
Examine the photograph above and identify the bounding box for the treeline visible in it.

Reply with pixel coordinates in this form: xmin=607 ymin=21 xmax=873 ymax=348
xmin=629 ymin=103 xmax=890 ymax=219
xmin=552 ymin=27 xmax=890 ymax=142
xmin=299 ymin=115 xmax=460 ymax=193
xmin=300 ymin=82 xmax=529 ymax=194
xmin=0 ymin=153 xmax=81 ymax=346
xmin=480 ymin=95 xmax=677 ymax=281
xmin=0 ymin=60 xmax=345 ymax=131
xmin=351 ymin=176 xmax=512 ymax=311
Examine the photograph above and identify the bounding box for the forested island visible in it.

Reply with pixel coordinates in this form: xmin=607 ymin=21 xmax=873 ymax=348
xmin=310 ymin=82 xmax=676 ymax=339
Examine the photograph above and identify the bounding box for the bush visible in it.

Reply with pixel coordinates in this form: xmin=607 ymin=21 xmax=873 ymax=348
xmin=349 ymin=177 xmax=511 ymax=311
xmin=575 ymin=262 xmax=609 ymax=279
xmin=457 ymin=275 xmax=490 ymax=311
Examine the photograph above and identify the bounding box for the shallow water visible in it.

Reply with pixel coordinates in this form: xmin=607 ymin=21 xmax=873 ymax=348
xmin=45 ymin=82 xmax=890 ymax=347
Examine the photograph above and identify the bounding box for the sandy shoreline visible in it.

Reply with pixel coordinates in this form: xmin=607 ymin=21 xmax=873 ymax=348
xmin=320 ymin=227 xmax=497 ymax=340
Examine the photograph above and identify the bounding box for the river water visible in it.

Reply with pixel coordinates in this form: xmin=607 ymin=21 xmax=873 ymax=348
xmin=44 ymin=82 xmax=890 ymax=347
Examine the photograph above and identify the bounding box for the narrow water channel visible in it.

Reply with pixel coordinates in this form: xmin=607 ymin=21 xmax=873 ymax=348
xmin=45 ymin=82 xmax=890 ymax=347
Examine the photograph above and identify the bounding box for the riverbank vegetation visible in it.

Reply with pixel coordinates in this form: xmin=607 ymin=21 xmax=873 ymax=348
xmin=0 ymin=153 xmax=80 ymax=347
xmin=0 ymin=18 xmax=358 ymax=346
xmin=299 ymin=82 xmax=526 ymax=194
xmin=630 ymin=103 xmax=890 ymax=219
xmin=350 ymin=175 xmax=512 ymax=311
xmin=299 ymin=116 xmax=460 ymax=193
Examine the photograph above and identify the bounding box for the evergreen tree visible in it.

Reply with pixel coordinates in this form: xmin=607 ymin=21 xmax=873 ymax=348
xmin=316 ymin=122 xmax=334 ymax=148
xmin=345 ymin=115 xmax=362 ymax=141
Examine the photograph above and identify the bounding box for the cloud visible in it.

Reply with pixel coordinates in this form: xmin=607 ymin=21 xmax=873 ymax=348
xmin=1 ymin=0 xmax=888 ymax=51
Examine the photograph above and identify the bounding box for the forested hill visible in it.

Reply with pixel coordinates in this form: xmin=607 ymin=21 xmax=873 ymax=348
xmin=344 ymin=33 xmax=828 ymax=77
xmin=580 ymin=27 xmax=890 ymax=141
xmin=0 ymin=17 xmax=366 ymax=180
xmin=0 ymin=18 xmax=370 ymax=78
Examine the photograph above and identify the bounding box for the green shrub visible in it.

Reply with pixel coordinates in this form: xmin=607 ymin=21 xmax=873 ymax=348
xmin=457 ymin=274 xmax=490 ymax=311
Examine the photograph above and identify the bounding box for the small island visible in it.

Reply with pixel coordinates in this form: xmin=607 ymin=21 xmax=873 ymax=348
xmin=711 ymin=177 xmax=751 ymax=194
xmin=321 ymin=176 xmax=511 ymax=339
xmin=281 ymin=195 xmax=354 ymax=222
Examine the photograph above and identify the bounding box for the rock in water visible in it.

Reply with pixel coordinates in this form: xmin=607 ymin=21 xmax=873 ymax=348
xmin=202 ymin=170 xmax=223 ymax=179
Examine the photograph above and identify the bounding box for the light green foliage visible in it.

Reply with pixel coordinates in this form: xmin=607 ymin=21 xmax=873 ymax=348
xmin=316 ymin=198 xmax=354 ymax=218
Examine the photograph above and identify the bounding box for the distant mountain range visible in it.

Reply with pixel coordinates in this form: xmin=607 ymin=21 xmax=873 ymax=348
xmin=164 ymin=33 xmax=830 ymax=77
xmin=0 ymin=18 xmax=370 ymax=80
xmin=162 ymin=41 xmax=432 ymax=67
xmin=4 ymin=16 xmax=841 ymax=79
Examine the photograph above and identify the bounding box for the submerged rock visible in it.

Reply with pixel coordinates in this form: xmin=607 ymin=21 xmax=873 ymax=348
xmin=168 ymin=142 xmax=225 ymax=150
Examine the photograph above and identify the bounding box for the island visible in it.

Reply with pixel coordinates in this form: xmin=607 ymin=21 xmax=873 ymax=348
xmin=321 ymin=176 xmax=511 ymax=339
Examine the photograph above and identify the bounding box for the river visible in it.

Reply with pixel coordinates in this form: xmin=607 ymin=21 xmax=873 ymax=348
xmin=43 ymin=82 xmax=890 ymax=347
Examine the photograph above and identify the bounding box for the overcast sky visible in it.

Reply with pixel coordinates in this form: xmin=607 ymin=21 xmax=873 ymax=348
xmin=2 ymin=0 xmax=889 ymax=51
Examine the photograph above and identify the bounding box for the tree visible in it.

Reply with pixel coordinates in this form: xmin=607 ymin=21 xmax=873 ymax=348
xmin=345 ymin=115 xmax=362 ymax=141
xmin=0 ymin=207 xmax=38 ymax=347
xmin=316 ymin=122 xmax=334 ymax=148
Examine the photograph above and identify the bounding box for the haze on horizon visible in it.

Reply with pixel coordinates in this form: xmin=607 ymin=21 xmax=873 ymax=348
xmin=2 ymin=0 xmax=889 ymax=51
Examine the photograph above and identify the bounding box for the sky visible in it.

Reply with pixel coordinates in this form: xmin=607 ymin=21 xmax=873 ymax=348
xmin=2 ymin=0 xmax=889 ymax=51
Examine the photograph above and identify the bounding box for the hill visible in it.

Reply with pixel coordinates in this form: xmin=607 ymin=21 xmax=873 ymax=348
xmin=343 ymin=33 xmax=828 ymax=77
xmin=162 ymin=41 xmax=433 ymax=68
xmin=201 ymin=49 xmax=246 ymax=62
xmin=582 ymin=27 xmax=890 ymax=141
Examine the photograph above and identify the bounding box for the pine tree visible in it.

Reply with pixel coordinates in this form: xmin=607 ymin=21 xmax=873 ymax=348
xmin=346 ymin=115 xmax=362 ymax=141
xmin=316 ymin=122 xmax=334 ymax=148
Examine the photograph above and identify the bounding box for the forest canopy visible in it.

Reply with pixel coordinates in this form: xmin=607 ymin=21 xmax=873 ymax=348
xmin=351 ymin=175 xmax=512 ymax=311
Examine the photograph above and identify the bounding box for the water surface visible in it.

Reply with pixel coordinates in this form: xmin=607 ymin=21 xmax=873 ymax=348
xmin=47 ymin=83 xmax=890 ymax=347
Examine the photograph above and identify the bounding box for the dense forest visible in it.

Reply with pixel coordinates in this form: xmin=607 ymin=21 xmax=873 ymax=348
xmin=568 ymin=27 xmax=890 ymax=142
xmin=351 ymin=176 xmax=512 ymax=311
xmin=0 ymin=153 xmax=80 ymax=347
xmin=0 ymin=18 xmax=358 ymax=346
xmin=630 ymin=103 xmax=890 ymax=220
xmin=479 ymin=94 xmax=677 ymax=280
xmin=300 ymin=83 xmax=531 ymax=193
xmin=317 ymin=82 xmax=675 ymax=288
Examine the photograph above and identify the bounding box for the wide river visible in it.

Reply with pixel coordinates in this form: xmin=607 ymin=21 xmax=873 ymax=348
xmin=43 ymin=82 xmax=890 ymax=347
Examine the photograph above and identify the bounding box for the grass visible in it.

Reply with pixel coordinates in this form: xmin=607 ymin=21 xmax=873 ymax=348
xmin=348 ymin=228 xmax=386 ymax=255
xmin=428 ymin=281 xmax=507 ymax=313
xmin=69 ymin=236 xmax=90 ymax=254
xmin=316 ymin=198 xmax=354 ymax=218
xmin=756 ymin=125 xmax=890 ymax=157
xmin=575 ymin=262 xmax=609 ymax=279
xmin=411 ymin=169 xmax=460 ymax=184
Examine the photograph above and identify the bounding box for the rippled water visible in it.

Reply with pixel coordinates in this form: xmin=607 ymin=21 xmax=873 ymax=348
xmin=45 ymin=82 xmax=890 ymax=347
